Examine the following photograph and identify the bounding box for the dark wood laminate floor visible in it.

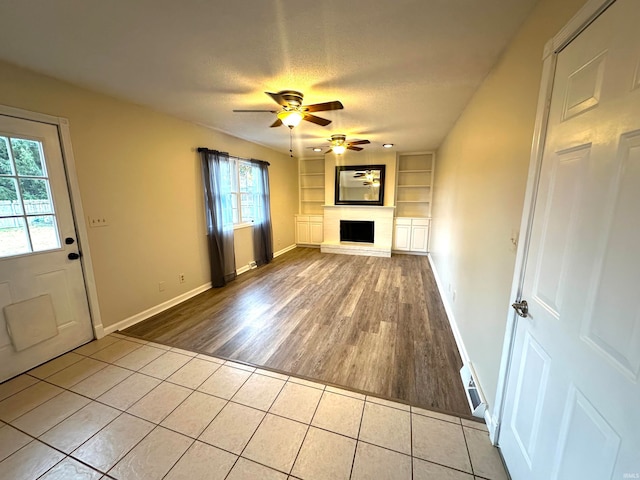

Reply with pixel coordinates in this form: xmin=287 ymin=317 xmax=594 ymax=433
xmin=124 ymin=247 xmax=469 ymax=415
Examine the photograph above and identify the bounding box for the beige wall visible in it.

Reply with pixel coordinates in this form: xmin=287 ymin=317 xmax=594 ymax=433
xmin=430 ymin=0 xmax=586 ymax=412
xmin=0 ymin=60 xmax=298 ymax=330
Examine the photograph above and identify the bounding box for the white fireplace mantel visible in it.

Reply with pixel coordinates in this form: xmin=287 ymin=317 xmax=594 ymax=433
xmin=321 ymin=205 xmax=395 ymax=257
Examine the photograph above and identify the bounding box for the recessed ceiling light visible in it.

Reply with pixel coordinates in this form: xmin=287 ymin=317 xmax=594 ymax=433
xmin=313 ymin=147 xmax=322 ymax=152
xmin=382 ymin=143 xmax=394 ymax=148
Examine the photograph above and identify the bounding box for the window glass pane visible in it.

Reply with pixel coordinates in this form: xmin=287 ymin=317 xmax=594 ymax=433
xmin=0 ymin=137 xmax=13 ymax=175
xmin=240 ymin=193 xmax=255 ymax=222
xmin=11 ymin=138 xmax=45 ymax=177
xmin=27 ymin=215 xmax=60 ymax=252
xmin=239 ymin=163 xmax=253 ymax=191
xmin=0 ymin=177 xmax=23 ymax=216
xmin=0 ymin=216 xmax=30 ymax=257
xmin=19 ymin=179 xmax=54 ymax=214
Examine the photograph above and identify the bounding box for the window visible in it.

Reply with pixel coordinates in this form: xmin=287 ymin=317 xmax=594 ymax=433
xmin=229 ymin=158 xmax=259 ymax=226
xmin=0 ymin=136 xmax=61 ymax=257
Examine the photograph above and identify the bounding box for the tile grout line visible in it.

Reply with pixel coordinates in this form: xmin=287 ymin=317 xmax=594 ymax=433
xmin=461 ymin=423 xmax=476 ymax=477
xmin=2 ymin=335 xmax=492 ymax=480
xmin=217 ymin=370 xmax=284 ymax=473
xmin=4 ymin=420 xmax=112 ymax=478
xmin=7 ymin=371 xmax=476 ymax=478
xmin=410 ymin=408 xmax=414 ymax=480
xmin=286 ymin=381 xmax=328 ymax=478
xmin=348 ymin=392 xmax=368 ymax=479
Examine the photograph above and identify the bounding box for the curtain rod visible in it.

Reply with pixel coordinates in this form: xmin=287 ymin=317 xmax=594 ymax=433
xmin=197 ymin=147 xmax=270 ymax=166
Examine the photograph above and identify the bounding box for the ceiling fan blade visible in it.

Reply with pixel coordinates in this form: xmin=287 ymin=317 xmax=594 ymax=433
xmin=270 ymin=118 xmax=283 ymax=128
xmin=302 ymin=101 xmax=344 ymax=113
xmin=324 ymin=149 xmax=332 ymax=155
xmin=348 ymin=140 xmax=370 ymax=146
xmin=233 ymin=109 xmax=278 ymax=113
xmin=303 ymin=113 xmax=331 ymax=126
xmin=266 ymin=91 xmax=288 ymax=106
xmin=347 ymin=146 xmax=364 ymax=151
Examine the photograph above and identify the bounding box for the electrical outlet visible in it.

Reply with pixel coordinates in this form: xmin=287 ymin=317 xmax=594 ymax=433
xmin=178 ymin=273 xmax=185 ymax=284
xmin=88 ymin=216 xmax=109 ymax=227
xmin=158 ymin=281 xmax=165 ymax=292
xmin=249 ymin=261 xmax=257 ymax=269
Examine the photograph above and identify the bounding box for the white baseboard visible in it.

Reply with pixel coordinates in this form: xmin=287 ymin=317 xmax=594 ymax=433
xmin=104 ymin=245 xmax=296 ymax=336
xmin=485 ymin=408 xmax=499 ymax=445
xmin=104 ymin=282 xmax=212 ymax=335
xmin=236 ymin=265 xmax=251 ymax=276
xmin=92 ymin=323 xmax=105 ymax=340
xmin=427 ymin=254 xmax=470 ymax=365
xmin=274 ymin=244 xmax=296 ymax=257
xmin=428 ymin=253 xmax=498 ymax=438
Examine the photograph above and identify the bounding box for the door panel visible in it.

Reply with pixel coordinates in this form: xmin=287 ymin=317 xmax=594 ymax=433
xmin=582 ymin=131 xmax=640 ymax=379
xmin=500 ymin=1 xmax=640 ymax=478
xmin=551 ymin=385 xmax=620 ymax=480
xmin=0 ymin=115 xmax=93 ymax=381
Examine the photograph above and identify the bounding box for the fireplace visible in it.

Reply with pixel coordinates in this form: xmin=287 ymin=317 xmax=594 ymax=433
xmin=340 ymin=220 xmax=374 ymax=243
xmin=321 ymin=205 xmax=395 ymax=257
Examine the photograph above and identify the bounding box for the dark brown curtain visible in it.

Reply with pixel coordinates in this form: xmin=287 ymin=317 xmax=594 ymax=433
xmin=200 ymin=149 xmax=236 ymax=287
xmin=250 ymin=159 xmax=273 ymax=266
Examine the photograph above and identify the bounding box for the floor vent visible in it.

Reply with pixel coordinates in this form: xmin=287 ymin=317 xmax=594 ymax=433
xmin=460 ymin=364 xmax=487 ymax=418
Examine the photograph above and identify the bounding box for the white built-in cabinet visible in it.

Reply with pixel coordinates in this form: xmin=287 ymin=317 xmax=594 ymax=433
xmin=393 ymin=217 xmax=429 ymax=253
xmin=295 ymin=215 xmax=323 ymax=245
xmin=393 ymin=152 xmax=434 ymax=253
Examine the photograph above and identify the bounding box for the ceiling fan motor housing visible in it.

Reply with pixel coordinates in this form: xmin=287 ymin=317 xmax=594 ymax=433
xmin=330 ymin=134 xmax=347 ymax=145
xmin=279 ymin=90 xmax=304 ymax=109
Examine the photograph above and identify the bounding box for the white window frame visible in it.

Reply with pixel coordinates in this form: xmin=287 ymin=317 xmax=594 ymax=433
xmin=230 ymin=158 xmax=258 ymax=229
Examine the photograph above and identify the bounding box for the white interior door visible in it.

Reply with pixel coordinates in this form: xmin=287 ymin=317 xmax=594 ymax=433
xmin=0 ymin=115 xmax=93 ymax=382
xmin=500 ymin=1 xmax=640 ymax=478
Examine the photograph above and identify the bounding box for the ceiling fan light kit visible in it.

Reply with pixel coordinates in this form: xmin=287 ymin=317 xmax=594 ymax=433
xmin=277 ymin=110 xmax=304 ymax=128
xmin=332 ymin=144 xmax=347 ymax=155
xmin=234 ymin=90 xmax=343 ymax=131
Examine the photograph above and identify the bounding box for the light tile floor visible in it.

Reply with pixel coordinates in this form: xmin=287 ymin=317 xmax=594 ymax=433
xmin=0 ymin=334 xmax=510 ymax=480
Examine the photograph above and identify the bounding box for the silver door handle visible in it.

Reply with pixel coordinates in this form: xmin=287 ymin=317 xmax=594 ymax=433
xmin=512 ymin=300 xmax=528 ymax=317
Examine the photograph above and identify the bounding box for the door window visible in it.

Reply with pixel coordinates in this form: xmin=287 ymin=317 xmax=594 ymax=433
xmin=0 ymin=135 xmax=61 ymax=257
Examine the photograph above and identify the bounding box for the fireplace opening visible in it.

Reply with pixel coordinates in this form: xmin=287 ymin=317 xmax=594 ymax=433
xmin=340 ymin=220 xmax=374 ymax=243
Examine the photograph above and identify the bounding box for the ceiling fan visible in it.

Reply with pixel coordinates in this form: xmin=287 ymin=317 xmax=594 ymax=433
xmin=233 ymin=90 xmax=343 ymax=128
xmin=324 ymin=134 xmax=370 ymax=154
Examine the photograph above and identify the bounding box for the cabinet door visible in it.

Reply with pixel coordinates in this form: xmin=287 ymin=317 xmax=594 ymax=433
xmin=310 ymin=222 xmax=323 ymax=244
xmin=296 ymin=221 xmax=310 ymax=244
xmin=410 ymin=225 xmax=429 ymax=252
xmin=394 ymin=224 xmax=411 ymax=250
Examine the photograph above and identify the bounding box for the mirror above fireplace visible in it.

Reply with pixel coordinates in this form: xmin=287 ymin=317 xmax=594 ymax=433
xmin=334 ymin=165 xmax=385 ymax=206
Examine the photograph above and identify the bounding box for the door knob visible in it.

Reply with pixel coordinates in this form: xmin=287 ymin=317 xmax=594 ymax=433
xmin=68 ymin=252 xmax=81 ymax=260
xmin=65 ymin=237 xmax=75 ymax=245
xmin=512 ymin=299 xmax=528 ymax=318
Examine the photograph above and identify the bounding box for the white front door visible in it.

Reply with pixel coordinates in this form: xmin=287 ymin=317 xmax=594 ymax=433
xmin=0 ymin=115 xmax=93 ymax=381
xmin=500 ymin=1 xmax=640 ymax=478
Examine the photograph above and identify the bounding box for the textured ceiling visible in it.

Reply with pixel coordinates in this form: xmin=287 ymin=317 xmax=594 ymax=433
xmin=0 ymin=0 xmax=539 ymax=156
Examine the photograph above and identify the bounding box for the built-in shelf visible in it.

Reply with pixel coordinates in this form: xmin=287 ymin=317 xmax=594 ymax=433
xmin=395 ymin=152 xmax=435 ymax=218
xmin=299 ymin=157 xmax=325 ymax=215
